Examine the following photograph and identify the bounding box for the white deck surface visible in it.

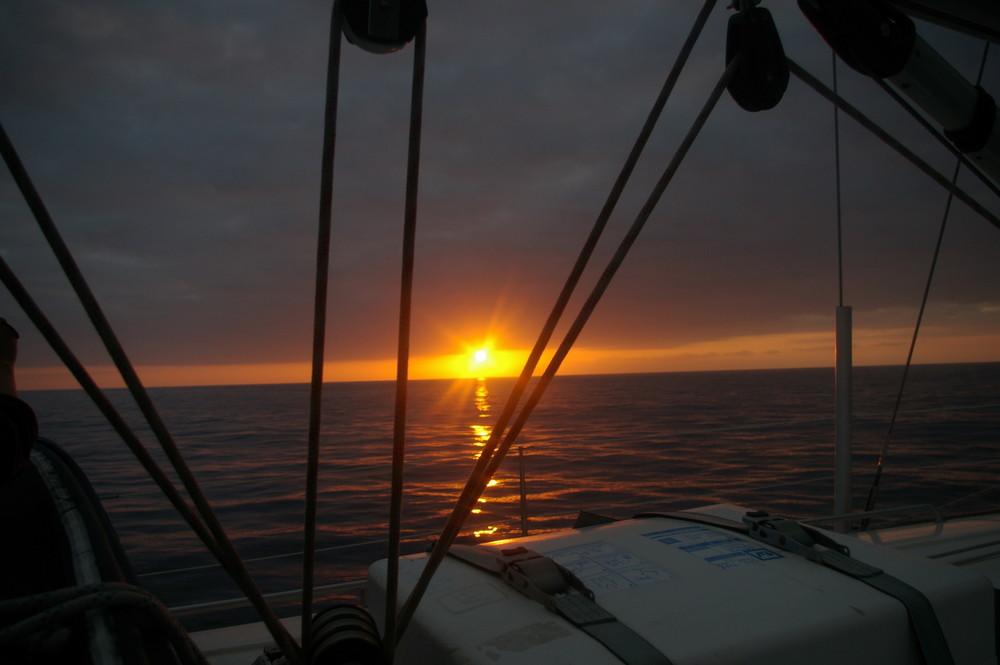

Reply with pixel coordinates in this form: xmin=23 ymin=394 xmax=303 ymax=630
xmin=857 ymin=512 xmax=1000 ymax=586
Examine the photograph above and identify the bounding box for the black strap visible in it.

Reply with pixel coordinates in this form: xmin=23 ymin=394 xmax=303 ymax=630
xmin=448 ymin=544 xmax=673 ymax=665
xmin=636 ymin=509 xmax=955 ymax=665
xmin=742 ymin=513 xmax=955 ymax=665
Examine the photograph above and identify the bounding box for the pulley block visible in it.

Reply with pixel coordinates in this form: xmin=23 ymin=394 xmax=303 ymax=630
xmin=341 ymin=0 xmax=428 ymax=54
xmin=726 ymin=3 xmax=790 ymax=112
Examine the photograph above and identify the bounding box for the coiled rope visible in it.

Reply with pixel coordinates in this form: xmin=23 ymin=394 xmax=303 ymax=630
xmin=0 ymin=583 xmax=207 ymax=665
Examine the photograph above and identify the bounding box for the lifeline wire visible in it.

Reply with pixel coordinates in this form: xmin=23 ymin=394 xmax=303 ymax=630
xmin=863 ymin=42 xmax=993 ymax=522
xmin=0 ymin=126 xmax=303 ymax=664
xmin=301 ymin=0 xmax=343 ymax=645
xmin=395 ymin=42 xmax=735 ymax=643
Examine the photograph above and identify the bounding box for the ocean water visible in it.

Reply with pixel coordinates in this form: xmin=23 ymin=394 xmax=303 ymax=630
xmin=21 ymin=363 xmax=1000 ymax=629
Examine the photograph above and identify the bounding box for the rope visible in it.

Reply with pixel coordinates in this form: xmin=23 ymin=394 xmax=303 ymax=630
xmin=391 ymin=0 xmax=718 ymax=641
xmin=393 ymin=2 xmax=717 ymax=640
xmin=481 ymin=54 xmax=740 ymax=517
xmin=787 ymin=59 xmax=1000 ymax=231
xmin=874 ymin=79 xmax=1000 ymax=202
xmin=862 ymin=43 xmax=993 ymax=523
xmin=384 ymin=16 xmax=428 ymax=660
xmin=0 ymin=127 xmax=303 ymax=664
xmin=395 ymin=46 xmax=737 ymax=644
xmin=875 ymin=78 xmax=1000 ymax=201
xmin=0 ymin=583 xmax=206 ymax=665
xmin=0 ymin=260 xmax=217 ymax=544
xmin=436 ymin=0 xmax=719 ymax=556
xmin=301 ymin=0 xmax=343 ymax=646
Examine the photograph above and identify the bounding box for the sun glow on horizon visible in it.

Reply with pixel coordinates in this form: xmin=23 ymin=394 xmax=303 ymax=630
xmin=14 ymin=322 xmax=999 ymax=391
xmin=469 ymin=347 xmax=491 ymax=377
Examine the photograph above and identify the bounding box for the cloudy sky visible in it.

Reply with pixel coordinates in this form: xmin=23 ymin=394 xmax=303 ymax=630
xmin=2 ymin=1 xmax=998 ymax=389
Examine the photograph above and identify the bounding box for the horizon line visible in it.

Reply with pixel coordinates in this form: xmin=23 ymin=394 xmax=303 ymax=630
xmin=17 ymin=358 xmax=999 ymax=393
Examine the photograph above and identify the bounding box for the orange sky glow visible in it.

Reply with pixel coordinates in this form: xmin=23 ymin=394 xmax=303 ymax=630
xmin=16 ymin=325 xmax=999 ymax=392
xmin=4 ymin=5 xmax=998 ymax=397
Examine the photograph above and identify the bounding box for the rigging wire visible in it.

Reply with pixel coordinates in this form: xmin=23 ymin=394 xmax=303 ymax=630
xmin=301 ymin=0 xmax=343 ymax=648
xmin=479 ymin=55 xmax=740 ymax=525
xmin=862 ymin=42 xmax=993 ymax=522
xmin=384 ymin=16 xmax=427 ymax=658
xmin=395 ymin=41 xmax=736 ymax=644
xmin=833 ymin=53 xmax=844 ymax=307
xmin=423 ymin=0 xmax=718 ymax=564
xmin=392 ymin=0 xmax=719 ymax=640
xmin=788 ymin=59 xmax=1000 ymax=231
xmin=0 ymin=124 xmax=303 ymax=665
xmin=0 ymin=259 xmax=223 ymax=564
xmin=875 ymin=79 xmax=1000 ymax=202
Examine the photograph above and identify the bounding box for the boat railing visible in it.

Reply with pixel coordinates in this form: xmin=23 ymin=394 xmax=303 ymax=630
xmin=164 ymin=504 xmax=950 ymax=619
xmin=802 ymin=503 xmax=943 ymax=530
xmin=168 ymin=580 xmax=366 ymax=619
xmin=161 ymin=498 xmax=984 ymax=625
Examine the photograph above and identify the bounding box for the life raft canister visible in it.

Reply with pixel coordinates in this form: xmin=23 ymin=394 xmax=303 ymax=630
xmin=726 ymin=3 xmax=790 ymax=112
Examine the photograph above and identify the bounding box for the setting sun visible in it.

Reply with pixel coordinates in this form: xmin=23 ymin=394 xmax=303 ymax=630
xmin=468 ymin=346 xmax=495 ymax=377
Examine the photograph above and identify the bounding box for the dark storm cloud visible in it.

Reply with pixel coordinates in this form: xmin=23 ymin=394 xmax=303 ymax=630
xmin=1 ymin=1 xmax=997 ymax=377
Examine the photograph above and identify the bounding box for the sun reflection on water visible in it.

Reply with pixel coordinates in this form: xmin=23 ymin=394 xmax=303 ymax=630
xmin=473 ymin=525 xmax=499 ymax=538
xmin=471 ymin=377 xmax=492 ymax=457
xmin=470 ymin=378 xmax=504 ymax=537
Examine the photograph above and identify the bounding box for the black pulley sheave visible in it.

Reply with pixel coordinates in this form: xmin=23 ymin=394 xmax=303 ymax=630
xmin=341 ymin=0 xmax=428 ymax=54
xmin=726 ymin=3 xmax=789 ymax=112
xmin=798 ymin=0 xmax=915 ymax=78
xmin=308 ymin=604 xmax=388 ymax=665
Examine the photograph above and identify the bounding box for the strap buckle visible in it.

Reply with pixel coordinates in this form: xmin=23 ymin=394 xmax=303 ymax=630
xmin=495 ymin=547 xmax=602 ymax=618
xmin=742 ymin=511 xmax=850 ymax=562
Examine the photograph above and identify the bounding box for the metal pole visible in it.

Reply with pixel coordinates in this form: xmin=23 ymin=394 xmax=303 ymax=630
xmin=834 ymin=305 xmax=853 ymax=532
xmin=518 ymin=446 xmax=528 ymax=537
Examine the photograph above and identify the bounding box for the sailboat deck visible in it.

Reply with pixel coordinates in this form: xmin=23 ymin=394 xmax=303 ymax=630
xmin=859 ymin=512 xmax=1000 ymax=586
xmin=191 ymin=617 xmax=300 ymax=665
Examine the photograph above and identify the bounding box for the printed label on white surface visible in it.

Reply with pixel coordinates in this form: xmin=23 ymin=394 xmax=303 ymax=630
xmin=643 ymin=525 xmax=783 ymax=569
xmin=547 ymin=541 xmax=673 ymax=596
xmin=437 ymin=582 xmax=508 ymax=614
